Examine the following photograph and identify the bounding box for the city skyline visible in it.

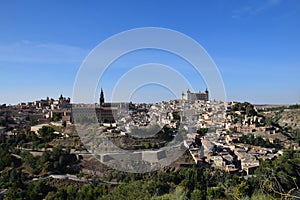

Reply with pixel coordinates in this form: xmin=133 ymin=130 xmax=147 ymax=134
xmin=1 ymin=1 xmax=300 ymax=105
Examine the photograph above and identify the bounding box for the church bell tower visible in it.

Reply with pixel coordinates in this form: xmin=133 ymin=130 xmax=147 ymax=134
xmin=100 ymin=88 xmax=104 ymax=106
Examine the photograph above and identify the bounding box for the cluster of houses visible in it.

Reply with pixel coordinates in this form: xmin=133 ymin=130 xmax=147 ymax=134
xmin=183 ymin=101 xmax=295 ymax=176
xmin=0 ymin=95 xmax=71 ymax=137
xmin=0 ymin=91 xmax=297 ymax=176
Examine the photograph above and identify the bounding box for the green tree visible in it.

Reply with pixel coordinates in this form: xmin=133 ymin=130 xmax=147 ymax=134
xmin=52 ymin=113 xmax=61 ymax=122
xmin=233 ymin=181 xmax=250 ymax=198
xmin=38 ymin=126 xmax=57 ymax=142
xmin=191 ymin=189 xmax=204 ymax=200
xmin=197 ymin=128 xmax=208 ymax=137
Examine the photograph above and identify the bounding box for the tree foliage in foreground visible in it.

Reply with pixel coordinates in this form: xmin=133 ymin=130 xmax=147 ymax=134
xmin=1 ymin=145 xmax=300 ymax=199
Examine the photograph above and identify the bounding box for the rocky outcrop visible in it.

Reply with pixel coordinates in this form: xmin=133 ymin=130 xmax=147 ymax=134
xmin=277 ymin=109 xmax=300 ymax=129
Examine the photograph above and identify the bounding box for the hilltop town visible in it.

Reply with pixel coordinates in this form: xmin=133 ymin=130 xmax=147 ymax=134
xmin=0 ymin=90 xmax=299 ymax=199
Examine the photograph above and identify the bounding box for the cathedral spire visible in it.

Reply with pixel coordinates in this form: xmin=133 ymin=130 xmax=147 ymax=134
xmin=100 ymin=88 xmax=104 ymax=106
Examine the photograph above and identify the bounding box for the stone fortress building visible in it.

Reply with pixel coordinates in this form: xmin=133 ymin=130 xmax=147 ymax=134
xmin=182 ymin=88 xmax=209 ymax=103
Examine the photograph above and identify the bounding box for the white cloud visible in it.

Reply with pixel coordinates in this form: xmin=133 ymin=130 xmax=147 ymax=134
xmin=232 ymin=0 xmax=282 ymax=19
xmin=0 ymin=40 xmax=89 ymax=65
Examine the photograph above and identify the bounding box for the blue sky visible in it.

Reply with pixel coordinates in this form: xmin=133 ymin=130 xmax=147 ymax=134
xmin=0 ymin=0 xmax=299 ymax=105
